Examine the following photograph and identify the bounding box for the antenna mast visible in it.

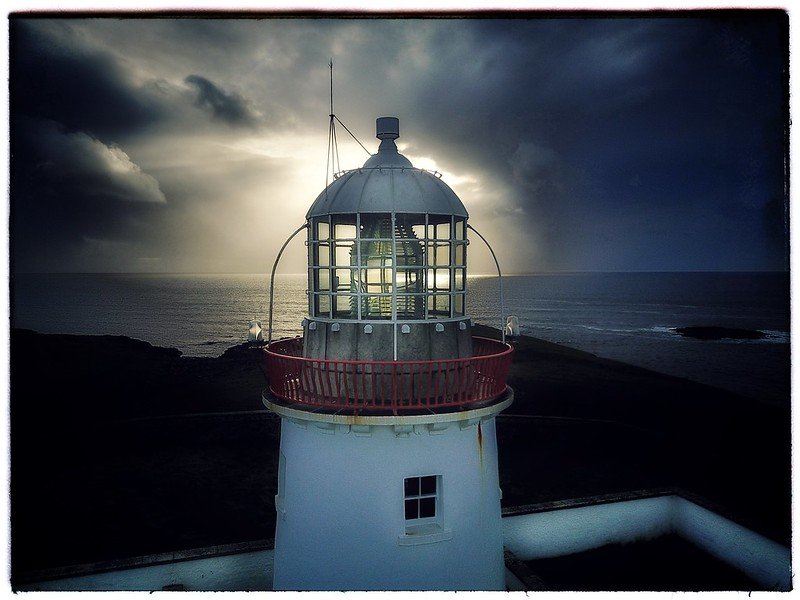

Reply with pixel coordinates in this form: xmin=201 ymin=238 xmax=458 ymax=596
xmin=324 ymin=60 xmax=371 ymax=195
xmin=326 ymin=59 xmax=341 ymax=194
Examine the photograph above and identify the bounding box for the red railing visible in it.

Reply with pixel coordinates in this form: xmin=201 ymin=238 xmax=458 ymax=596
xmin=263 ymin=336 xmax=513 ymax=414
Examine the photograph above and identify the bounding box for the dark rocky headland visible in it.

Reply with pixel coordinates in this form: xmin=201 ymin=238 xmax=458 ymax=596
xmin=10 ymin=327 xmax=790 ymax=581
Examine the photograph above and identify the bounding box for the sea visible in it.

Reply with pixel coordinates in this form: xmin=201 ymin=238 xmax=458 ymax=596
xmin=11 ymin=272 xmax=790 ymax=405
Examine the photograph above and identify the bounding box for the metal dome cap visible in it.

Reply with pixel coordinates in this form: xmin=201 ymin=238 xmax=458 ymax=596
xmin=306 ymin=117 xmax=469 ymax=218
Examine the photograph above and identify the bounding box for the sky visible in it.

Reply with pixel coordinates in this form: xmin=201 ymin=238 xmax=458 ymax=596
xmin=9 ymin=12 xmax=789 ymax=274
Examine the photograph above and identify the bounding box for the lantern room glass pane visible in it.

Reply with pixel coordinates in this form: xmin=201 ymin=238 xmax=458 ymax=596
xmin=455 ymin=243 xmax=465 ymax=266
xmin=316 ymin=294 xmax=330 ymax=317
xmin=396 ymin=240 xmax=425 ymax=267
xmin=359 ymin=240 xmax=394 ymax=266
xmin=396 ymin=213 xmax=425 ymax=237
xmin=455 ymin=219 xmax=465 ymax=240
xmin=436 ymin=244 xmax=451 ymax=266
xmin=428 ymin=294 xmax=450 ymax=317
xmin=333 ymin=223 xmax=357 ymax=240
xmin=397 ymin=295 xmax=425 ymax=319
xmin=316 ymin=244 xmax=330 ymax=267
xmin=395 ymin=267 xmax=423 ymax=292
xmin=360 ymin=295 xmax=393 ymax=319
xmin=333 ymin=294 xmax=354 ymax=317
xmin=454 ymin=293 xmax=465 ymax=315
xmin=316 ymin=219 xmax=330 ymax=241
xmin=427 ymin=268 xmax=451 ymax=292
xmin=428 ymin=214 xmax=450 ymax=239
xmin=333 ymin=268 xmax=354 ymax=292
xmin=360 ymin=214 xmax=393 ymax=239
xmin=427 ymin=243 xmax=447 ymax=267
xmin=316 ymin=268 xmax=330 ymax=292
xmin=454 ymin=268 xmax=465 ymax=291
xmin=363 ymin=268 xmax=393 ymax=293
xmin=334 ymin=242 xmax=353 ymax=267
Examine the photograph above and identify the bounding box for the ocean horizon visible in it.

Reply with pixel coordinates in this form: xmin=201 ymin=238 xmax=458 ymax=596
xmin=11 ymin=271 xmax=789 ymax=405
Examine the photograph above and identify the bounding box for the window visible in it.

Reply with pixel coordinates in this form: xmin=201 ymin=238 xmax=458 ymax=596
xmin=404 ymin=475 xmax=438 ymax=521
xmin=399 ymin=474 xmax=451 ymax=545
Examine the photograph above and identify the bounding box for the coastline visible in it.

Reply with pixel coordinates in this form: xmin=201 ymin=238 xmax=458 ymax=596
xmin=10 ymin=327 xmax=790 ymax=577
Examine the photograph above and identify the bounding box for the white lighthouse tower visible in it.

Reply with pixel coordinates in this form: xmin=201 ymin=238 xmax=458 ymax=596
xmin=263 ymin=117 xmax=514 ymax=591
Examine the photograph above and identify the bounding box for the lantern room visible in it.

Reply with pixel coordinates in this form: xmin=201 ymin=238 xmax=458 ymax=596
xmin=302 ymin=117 xmax=474 ymax=363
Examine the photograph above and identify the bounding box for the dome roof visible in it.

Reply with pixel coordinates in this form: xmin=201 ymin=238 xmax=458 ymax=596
xmin=306 ymin=117 xmax=468 ymax=219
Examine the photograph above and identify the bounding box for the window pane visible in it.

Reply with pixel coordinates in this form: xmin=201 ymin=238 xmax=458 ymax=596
xmin=397 ymin=295 xmax=425 ymax=320
xmin=334 ymin=294 xmax=353 ymax=313
xmin=316 ymin=244 xmax=330 ymax=267
xmin=412 ymin=223 xmax=426 ymax=240
xmin=419 ymin=497 xmax=436 ymax=518
xmin=361 ymin=295 xmax=393 ymax=319
xmin=317 ymin=268 xmax=330 ymax=292
xmin=316 ymin=220 xmax=330 ymax=241
xmin=360 ymin=214 xmax=393 ymax=239
xmin=455 ymin=293 xmax=465 ymax=315
xmin=405 ymin=499 xmax=419 ymax=520
xmin=427 ymin=294 xmax=450 ymax=317
xmin=455 ymin=219 xmax=465 ymax=240
xmin=334 ymin=223 xmax=357 ymax=239
xmin=455 ymin=268 xmax=465 ymax=291
xmin=455 ymin=243 xmax=465 ymax=266
xmin=334 ymin=243 xmax=353 ymax=266
xmin=427 ymin=269 xmax=450 ymax=292
xmin=358 ymin=240 xmax=394 ymax=267
xmin=435 ymin=295 xmax=450 ymax=314
xmin=404 ymin=477 xmax=419 ymax=497
xmin=436 ymin=244 xmax=451 ymax=266
xmin=421 ymin=475 xmax=436 ymax=495
xmin=436 ymin=222 xmax=451 ymax=241
xmin=395 ymin=268 xmax=422 ymax=291
xmin=396 ymin=238 xmax=425 ymax=267
xmin=334 ymin=268 xmax=353 ymax=291
xmin=316 ymin=294 xmax=330 ymax=317
xmin=437 ymin=269 xmax=451 ymax=291
xmin=364 ymin=268 xmax=392 ymax=293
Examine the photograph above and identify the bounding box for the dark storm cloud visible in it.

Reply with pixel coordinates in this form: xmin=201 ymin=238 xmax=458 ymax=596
xmin=185 ymin=75 xmax=260 ymax=127
xmin=376 ymin=15 xmax=788 ymax=271
xmin=11 ymin=117 xmax=167 ymax=272
xmin=8 ymin=15 xmax=788 ymax=273
xmin=10 ymin=20 xmax=171 ymax=141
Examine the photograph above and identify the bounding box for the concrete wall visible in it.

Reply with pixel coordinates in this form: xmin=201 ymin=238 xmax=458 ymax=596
xmin=273 ymin=415 xmax=505 ymax=591
xmin=502 ymin=495 xmax=791 ymax=591
xmin=502 ymin=496 xmax=673 ymax=561
xmin=671 ymin=497 xmax=790 ymax=590
xmin=17 ymin=549 xmax=274 ymax=591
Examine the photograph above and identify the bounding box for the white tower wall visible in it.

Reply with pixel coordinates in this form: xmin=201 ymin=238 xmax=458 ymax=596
xmin=271 ymin=407 xmax=508 ymax=591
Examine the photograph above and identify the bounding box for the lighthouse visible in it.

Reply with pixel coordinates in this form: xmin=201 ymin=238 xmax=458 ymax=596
xmin=263 ymin=117 xmax=514 ymax=591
